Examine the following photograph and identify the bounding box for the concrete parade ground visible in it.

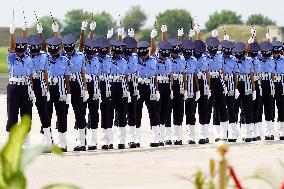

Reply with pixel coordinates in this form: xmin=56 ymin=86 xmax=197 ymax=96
xmin=0 ymin=95 xmax=283 ymax=189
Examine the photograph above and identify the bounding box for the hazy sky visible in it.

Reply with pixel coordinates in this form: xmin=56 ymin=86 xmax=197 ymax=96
xmin=2 ymin=0 xmax=284 ymax=29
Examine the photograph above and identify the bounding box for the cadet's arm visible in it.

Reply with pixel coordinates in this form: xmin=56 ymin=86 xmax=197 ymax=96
xmin=79 ymin=29 xmax=85 ymax=52
xmin=90 ymin=30 xmax=94 ymax=40
xmin=22 ymin=28 xmax=28 ymax=38
xmin=10 ymin=33 xmax=15 ymax=53
xmin=150 ymin=38 xmax=156 ymax=56
xmin=44 ymin=70 xmax=49 ymax=91
xmin=65 ymin=76 xmax=71 ymax=94
xmin=245 ymin=43 xmax=250 ymax=55
xmin=38 ymin=32 xmax=47 ymax=52
xmin=194 ymin=74 xmax=200 ymax=91
xmin=233 ymin=73 xmax=238 ymax=90
xmin=206 ymin=71 xmax=210 ymax=89
xmin=183 ymin=73 xmax=187 ymax=90
xmin=162 ymin=31 xmax=167 ymax=41
xmin=81 ymin=70 xmax=88 ymax=91
xmin=250 ymin=73 xmax=255 ymax=91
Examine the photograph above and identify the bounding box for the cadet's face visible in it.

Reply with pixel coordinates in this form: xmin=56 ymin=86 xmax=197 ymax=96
xmin=273 ymin=53 xmax=280 ymax=58
xmin=16 ymin=52 xmax=24 ymax=57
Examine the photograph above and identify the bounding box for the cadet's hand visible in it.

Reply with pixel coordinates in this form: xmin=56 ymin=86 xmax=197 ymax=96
xmin=178 ymin=28 xmax=184 ymax=37
xmin=128 ymin=28 xmax=135 ymax=37
xmin=117 ymin=27 xmax=123 ymax=36
xmin=184 ymin=90 xmax=188 ymax=100
xmin=22 ymin=22 xmax=28 ymax=31
xmin=150 ymin=29 xmax=157 ymax=38
xmin=83 ymin=90 xmax=89 ymax=102
xmin=156 ymin=91 xmax=160 ymax=101
xmin=37 ymin=23 xmax=43 ymax=34
xmin=189 ymin=29 xmax=195 ymax=38
xmin=161 ymin=25 xmax=167 ymax=32
xmin=234 ymin=89 xmax=240 ymax=99
xmin=81 ymin=20 xmax=88 ymax=31
xmin=66 ymin=94 xmax=71 ymax=104
xmin=90 ymin=22 xmax=96 ymax=31
xmin=194 ymin=25 xmax=201 ymax=33
xmin=224 ymin=34 xmax=230 ymax=41
xmin=46 ymin=91 xmax=50 ymax=101
xmin=207 ymin=89 xmax=211 ymax=99
xmin=266 ymin=33 xmax=271 ymax=40
xmin=52 ymin=22 xmax=59 ymax=33
xmin=211 ymin=29 xmax=218 ymax=37
xmin=10 ymin=24 xmax=15 ymax=34
xmin=248 ymin=37 xmax=254 ymax=44
xmin=252 ymin=90 xmax=256 ymax=101
xmin=195 ymin=90 xmax=200 ymax=101
xmin=127 ymin=91 xmax=131 ymax=103
xmin=30 ymin=91 xmax=36 ymax=103
xmin=107 ymin=29 xmax=113 ymax=39
xmin=170 ymin=90 xmax=173 ymax=99
xmin=224 ymin=87 xmax=228 ymax=95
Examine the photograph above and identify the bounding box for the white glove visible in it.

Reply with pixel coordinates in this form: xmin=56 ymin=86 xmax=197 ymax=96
xmin=178 ymin=28 xmax=184 ymax=37
xmin=89 ymin=22 xmax=96 ymax=31
xmin=194 ymin=25 xmax=201 ymax=33
xmin=52 ymin=22 xmax=59 ymax=33
xmin=189 ymin=29 xmax=195 ymax=37
xmin=252 ymin=90 xmax=256 ymax=101
xmin=81 ymin=20 xmax=88 ymax=31
xmin=170 ymin=90 xmax=173 ymax=99
xmin=66 ymin=94 xmax=71 ymax=104
xmin=31 ymin=91 xmax=36 ymax=103
xmin=150 ymin=29 xmax=157 ymax=38
xmin=37 ymin=23 xmax=43 ymax=34
xmin=22 ymin=22 xmax=28 ymax=31
xmin=110 ymin=28 xmax=114 ymax=36
xmin=107 ymin=29 xmax=113 ymax=39
xmin=235 ymin=89 xmax=240 ymax=99
xmin=46 ymin=91 xmax=50 ymax=102
xmin=121 ymin=27 xmax=125 ymax=35
xmin=207 ymin=89 xmax=211 ymax=99
xmin=128 ymin=28 xmax=135 ymax=37
xmin=10 ymin=24 xmax=15 ymax=34
xmin=248 ymin=37 xmax=254 ymax=44
xmin=127 ymin=91 xmax=131 ymax=103
xmin=156 ymin=91 xmax=160 ymax=101
xmin=251 ymin=27 xmax=256 ymax=36
xmin=266 ymin=33 xmax=271 ymax=40
xmin=117 ymin=27 xmax=123 ymax=36
xmin=224 ymin=87 xmax=228 ymax=95
xmin=195 ymin=91 xmax=201 ymax=101
xmin=83 ymin=90 xmax=89 ymax=102
xmin=211 ymin=29 xmax=218 ymax=37
xmin=161 ymin=25 xmax=167 ymax=32
xmin=184 ymin=90 xmax=188 ymax=100
xmin=224 ymin=34 xmax=230 ymax=41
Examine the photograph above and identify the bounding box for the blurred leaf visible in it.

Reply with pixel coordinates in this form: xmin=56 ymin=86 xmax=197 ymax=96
xmin=6 ymin=171 xmax=26 ymax=189
xmin=209 ymin=159 xmax=215 ymax=178
xmin=21 ymin=146 xmax=63 ymax=169
xmin=42 ymin=184 xmax=81 ymax=189
xmin=246 ymin=14 xmax=276 ymax=26
xmin=194 ymin=170 xmax=205 ymax=189
xmin=208 ymin=180 xmax=215 ymax=189
xmin=1 ymin=115 xmax=31 ymax=182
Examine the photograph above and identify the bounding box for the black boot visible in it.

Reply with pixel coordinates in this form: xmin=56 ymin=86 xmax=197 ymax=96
xmin=174 ymin=140 xmax=182 ymax=145
xmin=118 ymin=144 xmax=125 ymax=149
xmin=227 ymin=139 xmax=237 ymax=143
xmin=280 ymin=136 xmax=284 ymax=140
xmin=265 ymin=136 xmax=271 ymax=140
xmin=101 ymin=145 xmax=109 ymax=150
xmin=215 ymin=138 xmax=221 ymax=142
xmin=136 ymin=143 xmax=140 ymax=148
xmin=128 ymin=142 xmax=137 ymax=148
xmin=159 ymin=142 xmax=165 ymax=146
xmin=73 ymin=146 xmax=86 ymax=151
xmin=165 ymin=140 xmax=172 ymax=145
xmin=60 ymin=147 xmax=67 ymax=152
xmin=109 ymin=144 xmax=113 ymax=149
xmin=88 ymin=146 xmax=97 ymax=151
xmin=188 ymin=140 xmax=196 ymax=144
xmin=198 ymin=139 xmax=206 ymax=144
xmin=205 ymin=138 xmax=209 ymax=143
xmin=150 ymin=143 xmax=159 ymax=147
xmin=244 ymin=138 xmax=252 ymax=142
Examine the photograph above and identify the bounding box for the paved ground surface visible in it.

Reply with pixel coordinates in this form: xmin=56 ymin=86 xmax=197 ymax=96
xmin=0 ymin=94 xmax=283 ymax=189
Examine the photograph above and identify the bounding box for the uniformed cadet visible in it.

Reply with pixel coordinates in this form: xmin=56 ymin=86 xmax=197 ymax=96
xmin=182 ymin=39 xmax=200 ymax=144
xmin=61 ymin=34 xmax=89 ymax=151
xmin=248 ymin=42 xmax=262 ymax=141
xmin=205 ymin=33 xmax=229 ymax=142
xmin=136 ymin=28 xmax=160 ymax=147
xmin=107 ymin=39 xmax=128 ymax=149
xmin=122 ymin=34 xmax=139 ymax=148
xmin=193 ymin=39 xmax=211 ymax=144
xmin=258 ymin=41 xmax=275 ymax=140
xmin=79 ymin=20 xmax=101 ymax=150
xmin=271 ymin=40 xmax=284 ymax=140
xmin=221 ymin=39 xmax=239 ymax=142
xmin=27 ymin=34 xmax=51 ymax=146
xmin=233 ymin=41 xmax=256 ymax=142
xmin=97 ymin=37 xmax=113 ymax=150
xmin=155 ymin=40 xmax=172 ymax=146
xmin=7 ymin=23 xmax=35 ymax=149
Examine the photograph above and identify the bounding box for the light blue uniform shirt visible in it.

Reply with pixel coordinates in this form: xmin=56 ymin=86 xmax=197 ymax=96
xmin=47 ymin=54 xmax=70 ymax=77
xmin=63 ymin=50 xmax=86 ymax=73
xmin=156 ymin=57 xmax=172 ymax=75
xmin=171 ymin=55 xmax=185 ymax=73
xmin=234 ymin=56 xmax=253 ymax=74
xmin=137 ymin=56 xmax=156 ymax=78
xmin=85 ymin=56 xmax=101 ymax=76
xmin=8 ymin=50 xmax=33 ymax=77
xmin=124 ymin=53 xmax=138 ymax=75
xmin=184 ymin=56 xmax=198 ymax=74
xmin=260 ymin=56 xmax=275 ymax=73
xmin=108 ymin=56 xmax=127 ymax=75
xmin=252 ymin=57 xmax=262 ymax=74
xmin=30 ymin=51 xmax=49 ymax=73
xmin=196 ymin=54 xmax=209 ymax=73
xmin=274 ymin=55 xmax=284 ymax=74
xmin=206 ymin=52 xmax=223 ymax=71
xmin=223 ymin=55 xmax=236 ymax=74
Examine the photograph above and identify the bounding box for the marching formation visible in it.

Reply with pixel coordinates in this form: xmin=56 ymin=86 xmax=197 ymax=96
xmin=6 ymin=15 xmax=284 ymax=152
